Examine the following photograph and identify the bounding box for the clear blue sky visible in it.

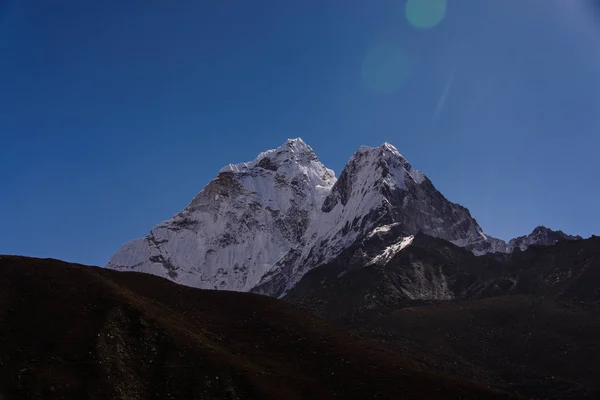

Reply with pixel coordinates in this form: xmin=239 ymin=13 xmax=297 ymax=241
xmin=1 ymin=0 xmax=599 ymax=266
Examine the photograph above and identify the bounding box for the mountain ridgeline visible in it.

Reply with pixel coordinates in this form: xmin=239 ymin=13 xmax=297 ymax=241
xmin=106 ymin=138 xmax=582 ymax=297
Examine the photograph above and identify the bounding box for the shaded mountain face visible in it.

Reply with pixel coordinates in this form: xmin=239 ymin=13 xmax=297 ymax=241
xmin=107 ymin=138 xmax=582 ymax=297
xmin=283 ymin=229 xmax=504 ymax=325
xmin=0 ymin=256 xmax=511 ymax=400
xmin=285 ymin=233 xmax=600 ymax=323
xmin=284 ymin=235 xmax=600 ymax=399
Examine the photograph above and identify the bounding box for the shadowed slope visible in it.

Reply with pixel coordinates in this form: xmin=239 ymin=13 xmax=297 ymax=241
xmin=285 ymin=235 xmax=600 ymax=399
xmin=0 ymin=256 xmax=510 ymax=400
xmin=368 ymin=296 xmax=600 ymax=399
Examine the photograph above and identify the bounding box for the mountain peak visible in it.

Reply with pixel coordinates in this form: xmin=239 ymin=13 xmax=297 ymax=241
xmin=268 ymin=137 xmax=315 ymax=159
xmin=380 ymin=141 xmax=401 ymax=153
xmin=284 ymin=137 xmax=308 ymax=148
xmin=220 ymin=137 xmax=326 ymax=175
xmin=532 ymin=225 xmax=552 ymax=234
xmin=354 ymin=143 xmax=426 ymax=180
xmin=357 ymin=142 xmax=403 ymax=158
xmin=508 ymin=226 xmax=583 ymax=252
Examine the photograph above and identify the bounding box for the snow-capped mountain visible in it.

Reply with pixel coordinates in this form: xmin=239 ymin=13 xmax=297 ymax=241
xmin=107 ymin=138 xmax=335 ymax=291
xmin=508 ymin=226 xmax=582 ymax=252
xmin=252 ymin=143 xmax=507 ymax=296
xmin=107 ymin=138 xmax=581 ymax=297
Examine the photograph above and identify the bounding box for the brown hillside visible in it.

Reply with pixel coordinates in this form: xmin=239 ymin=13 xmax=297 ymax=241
xmin=0 ymin=256 xmax=511 ymax=400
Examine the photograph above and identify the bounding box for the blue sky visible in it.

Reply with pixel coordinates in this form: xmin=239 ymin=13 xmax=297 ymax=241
xmin=1 ymin=0 xmax=599 ymax=266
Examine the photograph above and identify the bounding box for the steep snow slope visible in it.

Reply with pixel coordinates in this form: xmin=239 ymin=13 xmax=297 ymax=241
xmin=106 ymin=138 xmax=336 ymax=291
xmin=252 ymin=143 xmax=507 ymax=296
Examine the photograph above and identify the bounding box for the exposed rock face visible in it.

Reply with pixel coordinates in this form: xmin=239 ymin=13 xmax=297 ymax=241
xmin=283 ymin=228 xmax=501 ymax=324
xmin=284 ymin=231 xmax=599 ymax=325
xmin=107 ymin=138 xmax=583 ymax=297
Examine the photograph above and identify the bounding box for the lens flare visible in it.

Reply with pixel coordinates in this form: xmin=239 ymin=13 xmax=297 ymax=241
xmin=405 ymin=0 xmax=447 ymax=29
xmin=361 ymin=44 xmax=410 ymax=95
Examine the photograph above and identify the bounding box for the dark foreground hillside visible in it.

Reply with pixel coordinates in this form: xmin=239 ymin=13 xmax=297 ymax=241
xmin=0 ymin=256 xmax=510 ymax=400
xmin=361 ymin=296 xmax=600 ymax=399
xmin=285 ymin=236 xmax=600 ymax=399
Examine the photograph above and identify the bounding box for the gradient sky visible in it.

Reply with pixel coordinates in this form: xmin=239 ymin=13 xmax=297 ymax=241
xmin=1 ymin=0 xmax=599 ymax=266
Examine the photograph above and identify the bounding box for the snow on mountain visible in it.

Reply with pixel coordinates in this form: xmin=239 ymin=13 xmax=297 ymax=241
xmin=107 ymin=138 xmax=581 ymax=298
xmin=106 ymin=138 xmax=336 ymax=291
xmin=367 ymin=235 xmax=415 ymax=266
xmin=252 ymin=143 xmax=508 ymax=296
xmin=508 ymin=226 xmax=583 ymax=252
